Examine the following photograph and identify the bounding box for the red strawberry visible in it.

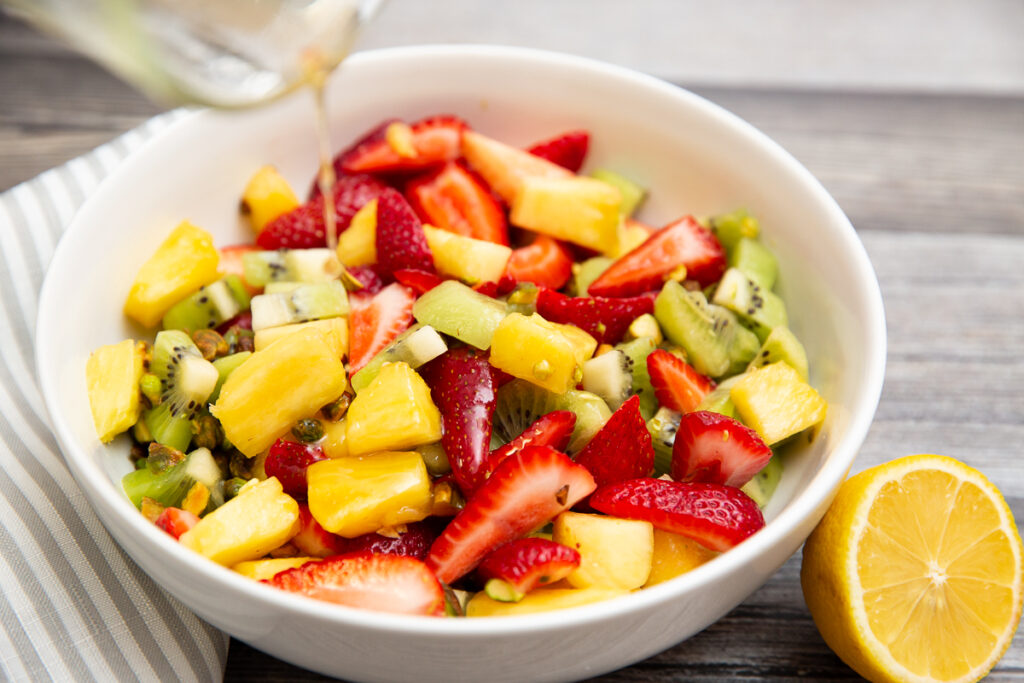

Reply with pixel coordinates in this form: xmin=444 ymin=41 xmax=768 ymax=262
xmin=488 ymin=410 xmax=576 ymax=472
xmin=292 ymin=503 xmax=348 ymax=557
xmin=647 ymin=349 xmax=713 ymax=414
xmin=406 ymin=162 xmax=509 ymax=245
xmin=671 ymin=411 xmax=773 ymax=488
xmin=534 ymin=288 xmax=654 ymax=345
xmin=263 ymin=439 xmax=329 ymax=499
xmin=268 ymin=551 xmax=446 ymax=616
xmin=258 ymin=174 xmax=390 ymax=249
xmin=217 ymin=244 xmax=262 ymax=295
xmin=573 ymin=396 xmax=654 ymax=488
xmin=347 ymin=283 xmax=416 ymax=372
xmin=473 ymin=274 xmax=517 ymax=298
xmin=478 ymin=538 xmax=581 ymax=601
xmin=155 ymin=507 xmax=200 ymax=539
xmin=588 ymin=215 xmax=726 ymax=296
xmin=426 ymin=446 xmax=596 ymax=584
xmin=345 ymin=265 xmax=385 ymax=295
xmin=339 ymin=115 xmax=467 ymax=175
xmin=215 ymin=310 xmax=252 ymax=335
xmin=394 ymin=268 xmax=445 ymax=295
xmin=334 ymin=521 xmax=438 ymax=561
xmin=419 ymin=347 xmax=498 ymax=497
xmin=505 ymin=235 xmax=573 ymax=290
xmin=374 ymin=188 xmax=435 ymax=276
xmin=588 ymin=478 xmax=764 ymax=551
xmin=526 ymin=130 xmax=590 ymax=173
xmin=310 ymin=119 xmax=399 ymax=198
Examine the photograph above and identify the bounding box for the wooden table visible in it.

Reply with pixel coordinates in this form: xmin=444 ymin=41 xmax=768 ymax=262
xmin=2 ymin=3 xmax=1022 ymax=680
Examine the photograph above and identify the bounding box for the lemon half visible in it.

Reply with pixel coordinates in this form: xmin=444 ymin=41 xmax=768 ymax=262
xmin=802 ymin=454 xmax=1023 ymax=683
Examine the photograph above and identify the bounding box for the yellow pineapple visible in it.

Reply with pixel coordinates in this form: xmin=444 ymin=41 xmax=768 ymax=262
xmin=510 ymin=176 xmax=622 ymax=255
xmin=253 ymin=316 xmax=349 ymax=355
xmin=467 ymin=587 xmax=627 ymax=617
xmin=241 ymin=165 xmax=299 ymax=234
xmin=337 ymin=199 xmax=377 ymax=267
xmin=644 ymin=529 xmax=719 ymax=587
xmin=85 ymin=339 xmax=145 ymax=442
xmin=212 ymin=325 xmax=348 ymax=457
xmin=307 ymin=451 xmax=432 ymax=537
xmin=490 ymin=313 xmax=594 ymax=394
xmin=320 ymin=418 xmax=349 ymax=458
xmin=124 ymin=221 xmax=221 ymax=327
xmin=233 ymin=556 xmax=319 ymax=581
xmin=460 ymin=130 xmax=572 ymax=204
xmin=730 ymin=362 xmax=827 ymax=445
xmin=345 ymin=362 xmax=442 ymax=456
xmin=422 ymin=225 xmax=512 ymax=285
xmin=553 ymin=511 xmax=654 ymax=590
xmin=179 ymin=477 xmax=299 ymax=566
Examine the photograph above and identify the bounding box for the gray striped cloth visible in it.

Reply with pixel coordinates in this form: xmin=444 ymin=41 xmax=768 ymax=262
xmin=0 ymin=110 xmax=230 ymax=682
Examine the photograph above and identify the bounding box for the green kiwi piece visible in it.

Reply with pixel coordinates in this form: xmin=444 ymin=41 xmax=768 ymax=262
xmin=142 ymin=403 xmax=193 ymax=453
xmin=493 ymin=379 xmax=611 ymax=454
xmin=615 ymin=336 xmax=658 ymax=420
xmin=412 ymin=280 xmax=508 ymax=350
xmin=709 ymin=208 xmax=759 ymax=252
xmin=571 ymin=257 xmax=614 ymax=297
xmin=351 ymin=325 xmax=448 ymax=393
xmin=210 ymin=352 xmax=252 ymax=402
xmin=242 ymin=248 xmax=340 ymax=287
xmin=121 ymin=446 xmax=224 ymax=510
xmin=746 ymin=326 xmax=809 ymax=381
xmin=696 ymin=374 xmax=746 ymax=419
xmin=150 ymin=330 xmax=220 ymax=419
xmin=161 ymin=276 xmax=251 ymax=332
xmin=250 ymin=281 xmax=348 ymax=331
xmin=581 ymin=349 xmax=633 ymax=411
xmin=711 ymin=268 xmax=788 ymax=342
xmin=740 ymin=455 xmax=782 ymax=508
xmin=647 ymin=406 xmax=681 ymax=477
xmin=729 ymin=238 xmax=778 ymax=290
xmin=590 ymin=169 xmax=646 ymax=217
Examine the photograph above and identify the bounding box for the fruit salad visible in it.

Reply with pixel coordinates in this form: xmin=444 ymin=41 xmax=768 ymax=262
xmin=86 ymin=115 xmax=827 ymax=617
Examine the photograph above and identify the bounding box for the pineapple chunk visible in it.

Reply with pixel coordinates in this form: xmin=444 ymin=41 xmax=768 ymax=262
xmin=241 ymin=165 xmax=299 ymax=234
xmin=85 ymin=339 xmax=145 ymax=442
xmin=490 ymin=313 xmax=593 ymax=394
xmin=612 ymin=218 xmax=654 ymax=258
xmin=510 ymin=176 xmax=622 ymax=255
xmin=320 ymin=418 xmax=349 ymax=458
xmin=422 ymin=225 xmax=512 ymax=285
xmin=345 ymin=362 xmax=442 ymax=456
xmin=466 ymin=587 xmax=627 ymax=617
xmin=212 ymin=326 xmax=348 ymax=457
xmin=461 ymin=130 xmax=572 ymax=204
xmin=644 ymin=529 xmax=719 ymax=587
xmin=233 ymin=556 xmax=319 ymax=581
xmin=124 ymin=221 xmax=221 ymax=327
xmin=553 ymin=511 xmax=653 ymax=590
xmin=337 ymin=199 xmax=377 ymax=267
xmin=253 ymin=316 xmax=349 ymax=355
xmin=180 ymin=477 xmax=300 ymax=566
xmin=729 ymin=362 xmax=827 ymax=445
xmin=307 ymin=452 xmax=432 ymax=537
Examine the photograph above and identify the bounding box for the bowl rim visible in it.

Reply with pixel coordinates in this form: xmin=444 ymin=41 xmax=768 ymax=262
xmin=36 ymin=43 xmax=886 ymax=637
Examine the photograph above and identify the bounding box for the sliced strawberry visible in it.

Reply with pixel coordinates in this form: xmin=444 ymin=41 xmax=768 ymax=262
xmin=671 ymin=411 xmax=773 ymax=488
xmin=334 ymin=521 xmax=438 ymax=561
xmin=339 ymin=115 xmax=467 ymax=175
xmin=345 ymin=265 xmax=385 ymax=295
xmin=258 ymin=174 xmax=390 ymax=249
xmin=374 ymin=188 xmax=435 ymax=276
xmin=505 ymin=235 xmax=573 ymax=290
xmin=310 ymin=119 xmax=399 ymax=198
xmin=478 ymin=538 xmax=581 ymax=600
xmin=155 ymin=507 xmax=200 ymax=540
xmin=488 ymin=410 xmax=576 ymax=472
xmin=292 ymin=503 xmax=348 ymax=558
xmin=268 ymin=551 xmax=445 ymax=616
xmin=394 ymin=268 xmax=445 ymax=295
xmin=534 ymin=288 xmax=655 ymax=345
xmin=647 ymin=349 xmax=713 ymax=414
xmin=218 ymin=244 xmax=262 ymax=294
xmin=263 ymin=439 xmax=329 ymax=499
xmin=473 ymin=274 xmax=517 ymax=298
xmin=588 ymin=478 xmax=764 ymax=551
xmin=588 ymin=215 xmax=727 ymax=296
xmin=574 ymin=396 xmax=654 ymax=488
xmin=426 ymin=446 xmax=596 ymax=584
xmin=526 ymin=130 xmax=590 ymax=173
xmin=406 ymin=161 xmax=509 ymax=245
xmin=347 ymin=283 xmax=416 ymax=373
xmin=419 ymin=347 xmax=498 ymax=497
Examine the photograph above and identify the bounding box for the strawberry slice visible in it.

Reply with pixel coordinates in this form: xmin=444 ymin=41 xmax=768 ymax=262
xmin=263 ymin=439 xmax=329 ymax=499
xmin=217 ymin=244 xmax=262 ymax=294
xmin=472 ymin=274 xmax=516 ymax=298
xmin=292 ymin=503 xmax=348 ymax=557
xmin=406 ymin=162 xmax=509 ymax=245
xmin=505 ymin=235 xmax=573 ymax=290
xmin=293 ymin=505 xmax=438 ymax=560
xmin=426 ymin=446 xmax=596 ymax=584
xmin=348 ymin=283 xmax=416 ymax=372
xmin=534 ymin=288 xmax=654 ymax=345
xmin=488 ymin=410 xmax=576 ymax=472
xmin=647 ymin=349 xmax=713 ymax=414
xmin=478 ymin=537 xmax=581 ymax=601
xmin=574 ymin=396 xmax=654 ymax=488
xmin=526 ymin=130 xmax=590 ymax=173
xmin=268 ymin=551 xmax=445 ymax=616
xmin=339 ymin=115 xmax=467 ymax=175
xmin=588 ymin=478 xmax=764 ymax=551
xmin=310 ymin=119 xmax=399 ymax=198
xmin=394 ymin=268 xmax=445 ymax=295
xmin=419 ymin=347 xmax=498 ymax=497
xmin=155 ymin=507 xmax=200 ymax=539
xmin=374 ymin=188 xmax=435 ymax=276
xmin=672 ymin=411 xmax=773 ymax=488
xmin=588 ymin=215 xmax=726 ymax=296
xmin=258 ymin=174 xmax=390 ymax=249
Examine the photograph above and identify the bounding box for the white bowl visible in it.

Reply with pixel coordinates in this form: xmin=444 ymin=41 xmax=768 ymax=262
xmin=37 ymin=46 xmax=885 ymax=682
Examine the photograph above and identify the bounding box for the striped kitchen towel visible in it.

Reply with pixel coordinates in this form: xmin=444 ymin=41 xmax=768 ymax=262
xmin=0 ymin=110 xmax=230 ymax=682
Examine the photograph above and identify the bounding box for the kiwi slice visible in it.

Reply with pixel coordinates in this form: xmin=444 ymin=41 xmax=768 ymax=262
xmin=729 ymin=238 xmax=778 ymax=290
xmin=161 ymin=275 xmax=251 ymax=332
xmin=581 ymin=350 xmax=633 ymax=411
xmin=210 ymin=351 xmax=252 ymax=402
xmin=493 ymin=379 xmax=611 ymax=454
xmin=412 ymin=280 xmax=508 ymax=350
xmin=250 ymin=281 xmax=348 ymax=331
xmin=142 ymin=403 xmax=193 ymax=452
xmin=711 ymin=268 xmax=788 ymax=342
xmin=242 ymin=248 xmax=341 ymax=287
xmin=590 ymin=169 xmax=646 ymax=217
xmin=350 ymin=325 xmax=448 ymax=393
xmin=696 ymin=374 xmax=745 ymax=419
xmin=647 ymin=406 xmax=681 ymax=477
xmin=740 ymin=455 xmax=782 ymax=508
xmin=746 ymin=326 xmax=809 ymax=381
xmin=615 ymin=336 xmax=658 ymax=420
xmin=709 ymin=208 xmax=759 ymax=253
xmin=121 ymin=446 xmax=224 ymax=510
xmin=571 ymin=257 xmax=613 ymax=297
xmin=151 ymin=330 xmax=220 ymax=419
